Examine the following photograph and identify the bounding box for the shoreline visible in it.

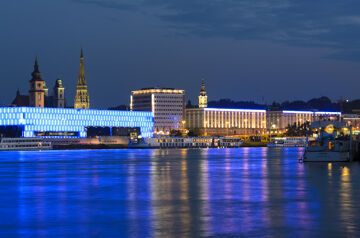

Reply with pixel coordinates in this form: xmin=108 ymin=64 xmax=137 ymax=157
xmin=53 ymin=142 xmax=268 ymax=150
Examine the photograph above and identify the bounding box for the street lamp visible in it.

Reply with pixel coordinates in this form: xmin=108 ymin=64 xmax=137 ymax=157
xmin=270 ymin=124 xmax=276 ymax=142
xmin=204 ymin=121 xmax=208 ymax=136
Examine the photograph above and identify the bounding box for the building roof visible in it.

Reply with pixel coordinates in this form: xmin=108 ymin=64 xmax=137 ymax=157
xmin=187 ymin=107 xmax=266 ymax=113
xmin=132 ymin=88 xmax=184 ymax=94
xmin=11 ymin=90 xmax=29 ymax=107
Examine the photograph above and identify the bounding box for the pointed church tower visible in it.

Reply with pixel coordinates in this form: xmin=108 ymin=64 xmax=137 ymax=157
xmin=74 ymin=48 xmax=90 ymax=109
xmin=54 ymin=75 xmax=65 ymax=108
xmin=29 ymin=57 xmax=45 ymax=107
xmin=198 ymin=78 xmax=207 ymax=108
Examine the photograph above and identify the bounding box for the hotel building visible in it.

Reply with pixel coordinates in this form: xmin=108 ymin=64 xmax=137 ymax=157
xmin=186 ymin=108 xmax=267 ymax=136
xmin=130 ymin=88 xmax=185 ymax=134
xmin=266 ymin=110 xmax=341 ymax=133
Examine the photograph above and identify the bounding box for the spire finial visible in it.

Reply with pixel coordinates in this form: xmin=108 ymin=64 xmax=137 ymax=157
xmin=201 ymin=77 xmax=205 ymax=91
xmin=34 ymin=55 xmax=39 ymax=67
xmin=81 ymin=48 xmax=84 ymax=58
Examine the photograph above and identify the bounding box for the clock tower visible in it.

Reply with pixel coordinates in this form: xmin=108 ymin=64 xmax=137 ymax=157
xmin=198 ymin=78 xmax=207 ymax=108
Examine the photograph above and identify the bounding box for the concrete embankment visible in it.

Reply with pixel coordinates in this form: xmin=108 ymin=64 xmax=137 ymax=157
xmin=241 ymin=142 xmax=268 ymax=147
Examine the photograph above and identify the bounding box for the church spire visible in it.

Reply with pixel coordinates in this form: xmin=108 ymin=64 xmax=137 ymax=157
xmin=31 ymin=56 xmax=43 ymax=82
xmin=29 ymin=56 xmax=45 ymax=107
xmin=74 ymin=48 xmax=90 ymax=109
xmin=77 ymin=48 xmax=86 ymax=86
xmin=200 ymin=78 xmax=206 ymax=95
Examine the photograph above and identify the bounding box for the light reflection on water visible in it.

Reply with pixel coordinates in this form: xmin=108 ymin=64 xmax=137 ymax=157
xmin=0 ymin=148 xmax=360 ymax=237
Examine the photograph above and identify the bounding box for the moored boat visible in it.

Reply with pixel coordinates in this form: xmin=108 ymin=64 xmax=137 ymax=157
xmin=268 ymin=137 xmax=306 ymax=147
xmin=0 ymin=138 xmax=52 ymax=151
xmin=303 ymin=121 xmax=355 ymax=162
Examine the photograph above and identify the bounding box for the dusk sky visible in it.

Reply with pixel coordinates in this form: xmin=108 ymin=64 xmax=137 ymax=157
xmin=1 ymin=0 xmax=360 ymax=108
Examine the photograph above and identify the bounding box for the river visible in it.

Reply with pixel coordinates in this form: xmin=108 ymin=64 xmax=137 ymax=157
xmin=0 ymin=148 xmax=359 ymax=237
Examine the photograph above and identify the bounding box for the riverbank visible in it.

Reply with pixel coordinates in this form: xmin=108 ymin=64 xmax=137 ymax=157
xmin=241 ymin=141 xmax=268 ymax=147
xmin=52 ymin=142 xmax=268 ymax=150
xmin=53 ymin=144 xmax=128 ymax=150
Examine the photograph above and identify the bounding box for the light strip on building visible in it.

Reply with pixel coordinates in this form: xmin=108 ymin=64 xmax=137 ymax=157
xmin=283 ymin=110 xmax=341 ymax=115
xmin=282 ymin=110 xmax=314 ymax=114
xmin=132 ymin=89 xmax=184 ymax=94
xmin=151 ymin=94 xmax=155 ymax=114
xmin=314 ymin=111 xmax=341 ymax=115
xmin=130 ymin=95 xmax=133 ymax=111
xmin=204 ymin=108 xmax=266 ymax=113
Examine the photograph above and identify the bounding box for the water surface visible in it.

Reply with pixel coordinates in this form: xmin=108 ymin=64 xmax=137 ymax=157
xmin=0 ymin=148 xmax=359 ymax=237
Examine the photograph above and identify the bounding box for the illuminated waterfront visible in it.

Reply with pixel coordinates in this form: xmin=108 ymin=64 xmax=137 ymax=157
xmin=1 ymin=148 xmax=360 ymax=237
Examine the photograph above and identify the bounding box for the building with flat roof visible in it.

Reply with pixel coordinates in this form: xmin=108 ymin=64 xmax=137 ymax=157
xmin=130 ymin=88 xmax=185 ymax=134
xmin=186 ymin=108 xmax=267 ymax=136
xmin=342 ymin=114 xmax=360 ymax=133
xmin=0 ymin=107 xmax=153 ymax=138
xmin=266 ymin=110 xmax=341 ymax=134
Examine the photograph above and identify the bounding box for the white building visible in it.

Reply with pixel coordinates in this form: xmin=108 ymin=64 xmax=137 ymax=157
xmin=130 ymin=88 xmax=185 ymax=134
xmin=266 ymin=110 xmax=341 ymax=133
xmin=186 ymin=108 xmax=267 ymax=136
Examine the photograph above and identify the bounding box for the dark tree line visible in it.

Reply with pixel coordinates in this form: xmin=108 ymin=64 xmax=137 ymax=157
xmin=284 ymin=122 xmax=311 ymax=137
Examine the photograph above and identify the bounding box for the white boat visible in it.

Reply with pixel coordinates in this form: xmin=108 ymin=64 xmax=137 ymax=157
xmin=0 ymin=138 xmax=52 ymax=151
xmin=141 ymin=137 xmax=243 ymax=148
xmin=303 ymin=121 xmax=354 ymax=162
xmin=268 ymin=137 xmax=306 ymax=147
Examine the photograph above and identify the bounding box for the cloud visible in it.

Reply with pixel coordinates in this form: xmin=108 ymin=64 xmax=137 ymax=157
xmin=72 ymin=0 xmax=360 ymax=61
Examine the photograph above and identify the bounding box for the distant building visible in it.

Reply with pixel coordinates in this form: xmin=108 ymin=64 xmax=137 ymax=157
xmin=130 ymin=88 xmax=185 ymax=134
xmin=186 ymin=108 xmax=267 ymax=136
xmin=53 ymin=76 xmax=65 ymax=108
xmin=266 ymin=110 xmax=341 ymax=133
xmin=342 ymin=114 xmax=360 ymax=132
xmin=198 ymin=78 xmax=207 ymax=108
xmin=11 ymin=57 xmax=67 ymax=108
xmin=74 ymin=49 xmax=90 ymax=109
xmin=11 ymin=89 xmax=29 ymax=107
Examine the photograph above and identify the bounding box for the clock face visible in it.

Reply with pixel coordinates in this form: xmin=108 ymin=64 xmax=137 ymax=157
xmin=325 ymin=124 xmax=334 ymax=134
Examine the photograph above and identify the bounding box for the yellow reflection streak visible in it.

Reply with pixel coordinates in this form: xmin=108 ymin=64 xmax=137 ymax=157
xmin=340 ymin=166 xmax=355 ymax=234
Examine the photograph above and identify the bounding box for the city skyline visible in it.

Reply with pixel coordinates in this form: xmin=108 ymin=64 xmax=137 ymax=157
xmin=2 ymin=0 xmax=360 ymax=109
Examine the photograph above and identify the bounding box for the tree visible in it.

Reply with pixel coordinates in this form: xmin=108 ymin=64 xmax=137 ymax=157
xmin=170 ymin=129 xmax=182 ymax=137
xmin=284 ymin=121 xmax=311 ymax=137
xmin=187 ymin=128 xmax=201 ymax=137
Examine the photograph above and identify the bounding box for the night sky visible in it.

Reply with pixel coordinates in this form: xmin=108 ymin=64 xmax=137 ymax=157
xmin=1 ymin=0 xmax=360 ymax=109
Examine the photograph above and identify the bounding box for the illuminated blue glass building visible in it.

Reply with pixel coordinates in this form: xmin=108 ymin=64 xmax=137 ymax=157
xmin=0 ymin=107 xmax=154 ymax=138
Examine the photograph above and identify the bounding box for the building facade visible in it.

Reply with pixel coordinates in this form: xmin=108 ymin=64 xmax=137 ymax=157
xmin=0 ymin=107 xmax=153 ymax=138
xmin=186 ymin=108 xmax=267 ymax=136
xmin=53 ymin=76 xmax=65 ymax=108
xmin=12 ymin=58 xmax=66 ymax=108
xmin=266 ymin=110 xmax=342 ymax=133
xmin=342 ymin=114 xmax=360 ymax=133
xmin=130 ymin=88 xmax=185 ymax=134
xmin=74 ymin=49 xmax=90 ymax=109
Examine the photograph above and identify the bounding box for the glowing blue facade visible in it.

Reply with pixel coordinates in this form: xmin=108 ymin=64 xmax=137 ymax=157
xmin=0 ymin=107 xmax=154 ymax=138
